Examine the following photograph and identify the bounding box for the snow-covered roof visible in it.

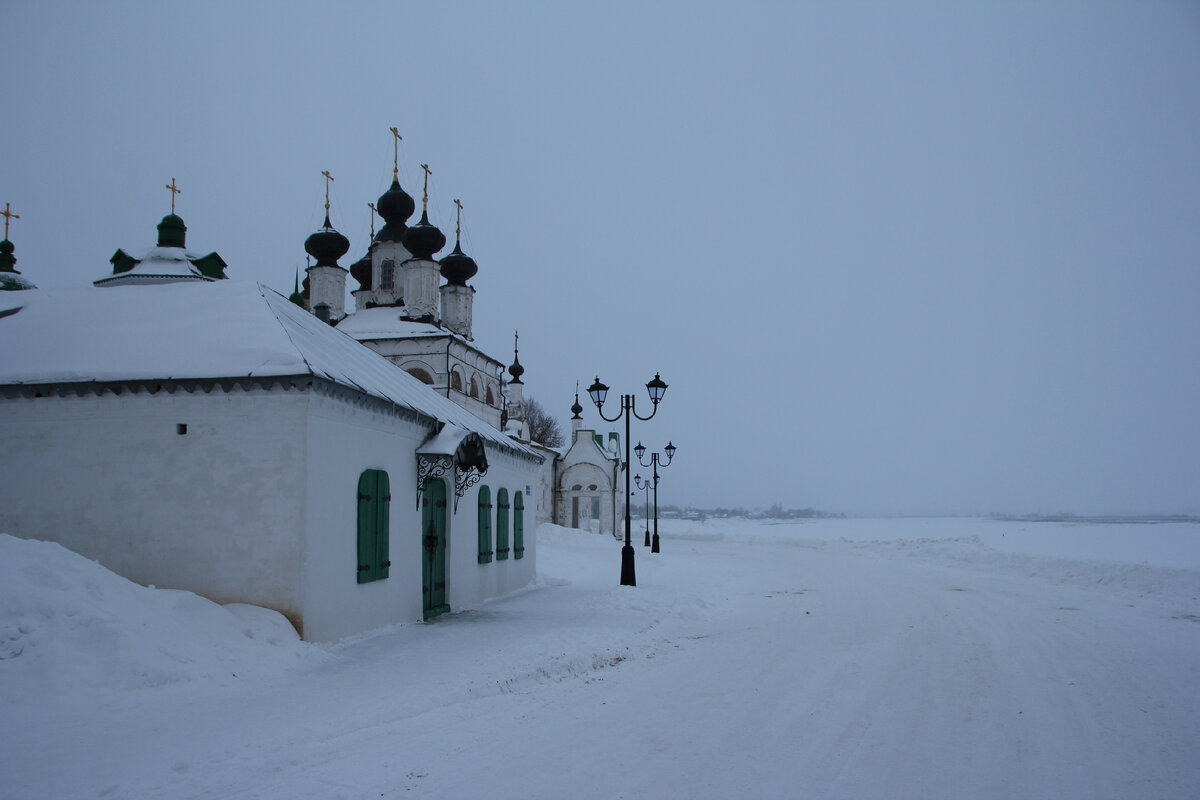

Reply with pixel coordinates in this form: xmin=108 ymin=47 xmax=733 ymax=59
xmin=334 ymin=305 xmax=455 ymax=341
xmin=0 ymin=272 xmax=36 ymax=291
xmin=0 ymin=281 xmax=536 ymax=458
xmin=95 ymin=246 xmax=217 ymax=285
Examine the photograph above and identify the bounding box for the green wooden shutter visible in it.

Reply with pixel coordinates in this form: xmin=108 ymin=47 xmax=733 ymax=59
xmin=514 ymin=491 xmax=525 ymax=559
xmin=376 ymin=471 xmax=391 ymax=580
xmin=496 ymin=488 xmax=510 ymax=560
xmin=357 ymin=469 xmax=390 ymax=583
xmin=477 ymin=485 xmax=493 ymax=564
xmin=357 ymin=471 xmax=375 ymax=583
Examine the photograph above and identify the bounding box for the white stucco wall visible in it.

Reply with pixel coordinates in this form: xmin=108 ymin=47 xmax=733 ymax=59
xmin=296 ymin=389 xmax=540 ymax=641
xmin=360 ymin=336 xmax=504 ymax=430
xmin=447 ymin=447 xmax=539 ymax=612
xmin=0 ymin=382 xmax=543 ymax=643
xmin=300 ymin=391 xmax=432 ymax=640
xmin=0 ymin=386 xmax=308 ymax=623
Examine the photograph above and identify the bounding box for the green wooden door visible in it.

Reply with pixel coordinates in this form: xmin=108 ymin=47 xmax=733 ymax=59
xmin=421 ymin=479 xmax=449 ymax=619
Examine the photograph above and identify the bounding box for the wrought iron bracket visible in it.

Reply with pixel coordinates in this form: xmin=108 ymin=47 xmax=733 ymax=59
xmin=416 ymin=454 xmax=453 ymax=510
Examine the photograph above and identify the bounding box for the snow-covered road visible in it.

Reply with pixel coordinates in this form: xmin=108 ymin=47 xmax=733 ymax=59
xmin=3 ymin=519 xmax=1198 ymax=799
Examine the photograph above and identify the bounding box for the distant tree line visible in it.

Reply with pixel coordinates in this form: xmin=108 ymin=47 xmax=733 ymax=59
xmin=627 ymin=502 xmax=844 ymax=521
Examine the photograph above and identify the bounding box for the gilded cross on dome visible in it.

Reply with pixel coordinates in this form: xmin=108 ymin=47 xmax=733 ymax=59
xmin=165 ymin=178 xmax=181 ymax=214
xmin=389 ymin=127 xmax=402 ymax=180
xmin=419 ymin=163 xmax=431 ymax=210
xmin=453 ymin=198 xmax=463 ymax=238
xmin=320 ymin=170 xmax=334 ymax=214
xmin=1 ymin=202 xmax=18 ymax=239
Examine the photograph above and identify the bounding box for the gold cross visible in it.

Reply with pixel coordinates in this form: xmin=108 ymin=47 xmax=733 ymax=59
xmin=1 ymin=202 xmax=18 ymax=240
xmin=165 ymin=178 xmax=181 ymax=214
xmin=420 ymin=163 xmax=431 ymax=209
xmin=321 ymin=170 xmax=334 ymax=214
xmin=453 ymin=198 xmax=463 ymax=238
xmin=368 ymin=202 xmax=377 ymax=237
xmin=389 ymin=127 xmax=402 ymax=179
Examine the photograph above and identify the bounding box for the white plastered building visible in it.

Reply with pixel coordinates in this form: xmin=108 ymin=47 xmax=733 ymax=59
xmin=0 ymin=279 xmax=543 ymax=641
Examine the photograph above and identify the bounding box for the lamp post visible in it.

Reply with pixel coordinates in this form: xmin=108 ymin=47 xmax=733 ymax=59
xmin=635 ymin=441 xmax=676 ymax=553
xmin=634 ymin=475 xmax=652 ymax=547
xmin=588 ymin=373 xmax=668 ymax=586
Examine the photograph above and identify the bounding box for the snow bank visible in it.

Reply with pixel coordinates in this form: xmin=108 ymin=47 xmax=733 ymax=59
xmin=0 ymin=534 xmax=318 ymax=705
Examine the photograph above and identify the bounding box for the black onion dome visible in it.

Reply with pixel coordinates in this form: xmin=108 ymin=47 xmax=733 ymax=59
xmin=350 ymin=250 xmax=372 ymax=290
xmin=400 ymin=209 xmax=445 ymax=260
xmin=304 ymin=214 xmax=350 ymax=267
xmin=439 ymin=239 xmax=478 ymax=286
xmin=509 ymin=352 xmax=525 ymax=384
xmin=375 ymin=178 xmax=415 ymax=243
xmin=570 ymin=394 xmax=583 ymax=419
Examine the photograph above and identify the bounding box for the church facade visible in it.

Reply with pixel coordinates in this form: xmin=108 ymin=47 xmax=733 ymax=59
xmin=298 ymin=157 xmax=514 ymax=438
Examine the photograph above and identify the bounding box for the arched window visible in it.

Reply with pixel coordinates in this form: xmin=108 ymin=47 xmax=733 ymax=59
xmin=356 ymin=469 xmax=390 ymax=583
xmin=496 ymin=488 xmax=510 ymax=560
xmin=477 ymin=486 xmax=493 ymax=564
xmin=379 ymin=259 xmax=395 ymax=291
xmin=485 ymin=385 xmax=495 ymax=405
xmin=469 ymin=375 xmax=480 ymax=399
xmin=450 ymin=370 xmax=463 ymax=393
xmin=406 ymin=368 xmax=434 ymax=385
xmin=514 ymin=491 xmax=525 ymax=560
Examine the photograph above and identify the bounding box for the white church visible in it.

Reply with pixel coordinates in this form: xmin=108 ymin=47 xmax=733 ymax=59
xmin=0 ymin=150 xmax=627 ymax=641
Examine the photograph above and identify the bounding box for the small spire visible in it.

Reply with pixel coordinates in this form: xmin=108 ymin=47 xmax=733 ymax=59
xmin=454 ymin=198 xmax=463 ymax=242
xmin=2 ymin=202 xmax=18 ymax=240
xmin=571 ymin=380 xmax=583 ymax=419
xmin=289 ymin=267 xmax=305 ymax=307
xmin=509 ymin=330 xmax=525 ymax=384
xmin=165 ymin=178 xmax=181 ymax=214
xmin=321 ymin=170 xmax=334 ymax=218
xmin=389 ymin=127 xmax=402 ymax=181
xmin=420 ymin=163 xmax=431 ymax=211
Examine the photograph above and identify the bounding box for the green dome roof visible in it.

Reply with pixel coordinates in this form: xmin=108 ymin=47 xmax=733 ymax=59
xmin=156 ymin=214 xmax=187 ymax=248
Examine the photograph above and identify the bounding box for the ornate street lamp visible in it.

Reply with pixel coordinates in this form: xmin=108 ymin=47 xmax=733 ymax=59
xmin=588 ymin=373 xmax=668 ymax=586
xmin=636 ymin=441 xmax=676 ymax=553
xmin=634 ymin=474 xmax=652 ymax=547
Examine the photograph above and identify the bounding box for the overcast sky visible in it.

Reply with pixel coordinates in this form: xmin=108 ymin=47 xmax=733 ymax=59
xmin=3 ymin=1 xmax=1198 ymax=515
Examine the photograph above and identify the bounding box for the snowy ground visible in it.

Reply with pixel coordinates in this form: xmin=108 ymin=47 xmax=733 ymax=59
xmin=3 ymin=517 xmax=1199 ymax=799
